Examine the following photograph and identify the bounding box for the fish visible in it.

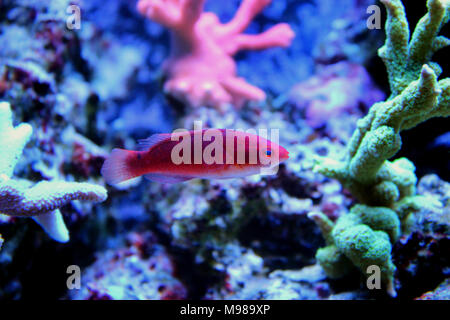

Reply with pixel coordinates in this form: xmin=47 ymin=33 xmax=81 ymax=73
xmin=101 ymin=129 xmax=289 ymax=185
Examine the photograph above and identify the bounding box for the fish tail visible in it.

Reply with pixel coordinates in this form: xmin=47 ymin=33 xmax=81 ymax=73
xmin=101 ymin=148 xmax=137 ymax=185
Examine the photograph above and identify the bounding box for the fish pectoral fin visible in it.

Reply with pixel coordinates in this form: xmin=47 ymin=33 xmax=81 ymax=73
xmin=143 ymin=173 xmax=192 ymax=184
xmin=260 ymin=164 xmax=280 ymax=176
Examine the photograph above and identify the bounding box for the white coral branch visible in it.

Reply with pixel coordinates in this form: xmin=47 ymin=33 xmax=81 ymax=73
xmin=0 ymin=179 xmax=107 ymax=217
xmin=0 ymin=102 xmax=32 ymax=178
xmin=0 ymin=101 xmax=108 ymax=244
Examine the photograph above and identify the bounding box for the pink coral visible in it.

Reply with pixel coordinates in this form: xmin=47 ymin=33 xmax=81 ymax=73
xmin=137 ymin=0 xmax=295 ymax=110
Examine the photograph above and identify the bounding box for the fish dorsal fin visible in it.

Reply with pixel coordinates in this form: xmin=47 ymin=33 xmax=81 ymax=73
xmin=144 ymin=173 xmax=192 ymax=184
xmin=137 ymin=133 xmax=170 ymax=151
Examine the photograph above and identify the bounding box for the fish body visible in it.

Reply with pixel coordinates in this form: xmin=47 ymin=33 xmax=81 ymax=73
xmin=101 ymin=129 xmax=289 ymax=185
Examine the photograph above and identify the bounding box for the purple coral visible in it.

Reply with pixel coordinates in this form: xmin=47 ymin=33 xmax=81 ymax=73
xmin=289 ymin=62 xmax=385 ymax=128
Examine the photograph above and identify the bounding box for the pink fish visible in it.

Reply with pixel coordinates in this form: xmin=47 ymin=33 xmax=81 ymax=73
xmin=101 ymin=129 xmax=289 ymax=185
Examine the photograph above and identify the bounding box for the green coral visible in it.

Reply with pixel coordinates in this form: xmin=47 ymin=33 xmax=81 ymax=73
xmin=311 ymin=0 xmax=449 ymax=296
xmin=310 ymin=206 xmax=399 ymax=295
xmin=379 ymin=0 xmax=449 ymax=97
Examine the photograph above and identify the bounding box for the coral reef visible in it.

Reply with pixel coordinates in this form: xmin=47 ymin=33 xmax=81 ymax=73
xmin=309 ymin=206 xmax=399 ymax=291
xmin=390 ymin=174 xmax=449 ymax=299
xmin=311 ymin=0 xmax=449 ymax=296
xmin=0 ymin=102 xmax=107 ymax=243
xmin=126 ymin=105 xmax=360 ymax=300
xmin=414 ymin=174 xmax=450 ymax=234
xmin=393 ymin=231 xmax=449 ymax=299
xmin=310 ymin=0 xmax=383 ymax=65
xmin=204 ymin=254 xmax=337 ymax=300
xmin=289 ymin=62 xmax=385 ymax=129
xmin=208 ymin=0 xmax=383 ymax=97
xmin=416 ymin=279 xmax=450 ymax=300
xmin=69 ymin=232 xmax=188 ymax=300
xmin=0 ymin=0 xmax=447 ymax=301
xmin=137 ymin=0 xmax=295 ymax=110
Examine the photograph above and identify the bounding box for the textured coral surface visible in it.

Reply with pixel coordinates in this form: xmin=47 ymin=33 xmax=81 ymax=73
xmin=311 ymin=0 xmax=449 ymax=297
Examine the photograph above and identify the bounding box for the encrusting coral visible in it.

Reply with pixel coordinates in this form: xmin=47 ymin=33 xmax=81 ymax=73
xmin=310 ymin=0 xmax=449 ymax=297
xmin=137 ymin=0 xmax=295 ymax=110
xmin=0 ymin=101 xmax=107 ymax=245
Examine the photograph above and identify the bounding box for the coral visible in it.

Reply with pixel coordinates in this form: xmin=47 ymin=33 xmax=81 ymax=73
xmin=414 ymin=174 xmax=450 ymax=234
xmin=379 ymin=0 xmax=450 ymax=98
xmin=0 ymin=101 xmax=107 ymax=244
xmin=289 ymin=62 xmax=385 ymax=129
xmin=416 ymin=279 xmax=450 ymax=300
xmin=311 ymin=0 xmax=449 ymax=296
xmin=3 ymin=0 xmax=447 ymax=300
xmin=137 ymin=0 xmax=295 ymax=110
xmin=313 ymin=0 xmax=449 ymax=206
xmin=69 ymin=232 xmax=188 ymax=300
xmin=310 ymin=0 xmax=384 ymax=65
xmin=0 ymin=102 xmax=32 ymax=178
xmin=0 ymin=179 xmax=107 ymax=217
xmin=392 ymin=231 xmax=450 ymax=299
xmin=206 ymin=254 xmax=337 ymax=300
xmin=310 ymin=205 xmax=399 ymax=295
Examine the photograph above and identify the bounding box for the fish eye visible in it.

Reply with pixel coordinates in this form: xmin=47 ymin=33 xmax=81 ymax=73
xmin=265 ymin=150 xmax=272 ymax=157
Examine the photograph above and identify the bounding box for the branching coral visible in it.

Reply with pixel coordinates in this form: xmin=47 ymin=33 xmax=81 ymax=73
xmin=137 ymin=0 xmax=295 ymax=110
xmin=310 ymin=0 xmax=449 ymax=296
xmin=0 ymin=101 xmax=107 ymax=244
